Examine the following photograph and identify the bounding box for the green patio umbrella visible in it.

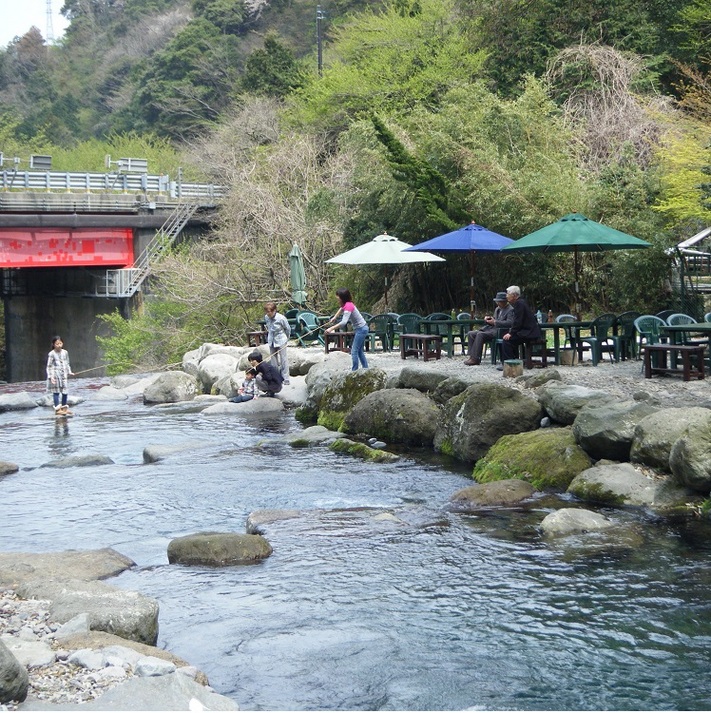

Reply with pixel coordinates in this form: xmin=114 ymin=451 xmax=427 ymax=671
xmin=501 ymin=213 xmax=651 ymax=317
xmin=289 ymin=243 xmax=307 ymax=306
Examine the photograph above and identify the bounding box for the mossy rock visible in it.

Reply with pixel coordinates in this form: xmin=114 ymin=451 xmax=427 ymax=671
xmin=317 ymin=368 xmax=387 ymax=431
xmin=167 ymin=532 xmax=272 ymax=566
xmin=472 ymin=427 xmax=593 ymax=490
xmin=295 ymin=404 xmax=318 ymax=425
xmin=329 ymin=438 xmax=400 ymax=463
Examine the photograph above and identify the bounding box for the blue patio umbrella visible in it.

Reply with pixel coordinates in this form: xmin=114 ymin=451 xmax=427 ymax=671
xmin=404 ymin=221 xmax=514 ymax=315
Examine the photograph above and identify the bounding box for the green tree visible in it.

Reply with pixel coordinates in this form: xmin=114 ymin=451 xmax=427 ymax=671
xmin=456 ymin=0 xmax=689 ymax=96
xmin=288 ymin=0 xmax=486 ymax=133
xmin=242 ymin=34 xmax=305 ymax=97
xmin=130 ymin=19 xmax=238 ymax=138
xmin=192 ymin=0 xmax=247 ymax=34
xmin=654 ymin=123 xmax=711 ymax=224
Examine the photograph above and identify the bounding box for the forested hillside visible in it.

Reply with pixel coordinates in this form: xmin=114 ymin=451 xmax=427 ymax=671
xmin=1 ymin=0 xmax=710 ymax=369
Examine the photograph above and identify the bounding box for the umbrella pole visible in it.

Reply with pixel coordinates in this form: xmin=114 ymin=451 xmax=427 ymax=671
xmin=469 ymin=252 xmax=476 ymax=317
xmin=574 ymin=247 xmax=581 ymax=320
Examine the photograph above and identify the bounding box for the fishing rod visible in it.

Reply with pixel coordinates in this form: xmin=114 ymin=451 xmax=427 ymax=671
xmin=71 ymin=361 xmax=183 ymax=377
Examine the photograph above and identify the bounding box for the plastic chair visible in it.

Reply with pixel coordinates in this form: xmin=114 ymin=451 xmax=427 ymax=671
xmin=614 ymin=311 xmax=641 ymax=360
xmin=295 ymin=311 xmax=324 ymax=346
xmin=454 ymin=312 xmax=473 ymax=355
xmin=555 ymin=314 xmax=578 ymax=349
xmin=656 ymin=309 xmax=675 ymax=321
xmin=634 ymin=315 xmax=667 ymax=349
xmin=666 ymin=313 xmax=700 ymax=346
xmin=424 ymin=313 xmax=453 ymax=354
xmin=368 ymin=313 xmax=395 ymax=351
xmin=397 ymin=313 xmax=423 ymax=335
xmin=705 ymin=312 xmax=711 ymax=323
xmin=579 ymin=313 xmax=619 ymax=365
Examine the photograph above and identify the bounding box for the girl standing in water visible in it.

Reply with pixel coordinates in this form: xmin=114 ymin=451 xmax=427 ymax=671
xmin=46 ymin=336 xmax=74 ymax=415
xmin=324 ymin=288 xmax=369 ymax=371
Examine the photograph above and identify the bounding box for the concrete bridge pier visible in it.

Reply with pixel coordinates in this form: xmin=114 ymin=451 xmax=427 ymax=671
xmin=3 ymin=269 xmax=136 ymax=383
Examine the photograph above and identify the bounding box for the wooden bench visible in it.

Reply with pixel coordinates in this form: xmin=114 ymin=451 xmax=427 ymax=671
xmin=400 ymin=333 xmax=442 ymax=361
xmin=248 ymin=330 xmax=268 ymax=347
xmin=643 ymin=343 xmax=705 ymax=381
xmin=324 ymin=331 xmax=353 ymax=354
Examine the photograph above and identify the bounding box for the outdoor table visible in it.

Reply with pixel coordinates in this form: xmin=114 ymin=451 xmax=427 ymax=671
xmin=420 ymin=319 xmax=484 ymax=358
xmin=661 ymin=323 xmax=711 ymax=368
xmin=324 ymin=331 xmax=353 ymax=354
xmin=539 ymin=320 xmax=592 ymax=365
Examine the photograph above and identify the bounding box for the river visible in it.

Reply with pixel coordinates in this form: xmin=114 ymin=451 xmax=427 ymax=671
xmin=1 ymin=377 xmax=710 ymax=710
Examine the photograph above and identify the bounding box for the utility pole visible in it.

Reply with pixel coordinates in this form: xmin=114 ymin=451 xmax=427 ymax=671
xmin=317 ymin=5 xmax=325 ymax=76
xmin=46 ymin=0 xmax=55 ymax=42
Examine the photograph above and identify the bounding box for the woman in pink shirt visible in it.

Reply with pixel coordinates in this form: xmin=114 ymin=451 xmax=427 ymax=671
xmin=324 ymin=288 xmax=369 ymax=371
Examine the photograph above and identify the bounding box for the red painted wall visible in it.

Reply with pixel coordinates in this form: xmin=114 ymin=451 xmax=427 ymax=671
xmin=0 ymin=228 xmax=134 ymax=267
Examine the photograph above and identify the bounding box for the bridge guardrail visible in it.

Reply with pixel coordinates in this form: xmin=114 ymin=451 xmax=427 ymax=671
xmin=0 ymin=170 xmax=225 ymax=200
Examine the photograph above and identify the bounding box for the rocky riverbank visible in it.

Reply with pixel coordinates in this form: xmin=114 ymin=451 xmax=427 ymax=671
xmin=1 ymin=345 xmax=710 ymax=710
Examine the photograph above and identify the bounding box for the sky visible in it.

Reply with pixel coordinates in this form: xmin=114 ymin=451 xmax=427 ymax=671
xmin=0 ymin=0 xmax=70 ymax=47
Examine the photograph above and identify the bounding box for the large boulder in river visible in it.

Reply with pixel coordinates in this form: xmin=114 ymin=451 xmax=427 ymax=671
xmin=631 ymin=407 xmax=711 ymax=472
xmin=143 ymin=371 xmax=198 ymax=404
xmin=317 ymin=368 xmax=388 ymax=431
xmin=396 ymin=366 xmax=451 ymax=395
xmin=536 ymin=382 xmax=614 ymax=425
xmin=0 ymin=392 xmax=38 ymax=412
xmin=302 ymin=353 xmax=351 ymax=406
xmin=669 ymin=411 xmax=711 ymax=492
xmin=539 ymin=508 xmax=614 ymax=536
xmin=196 ymin=353 xmax=239 ymax=393
xmin=0 ymin=548 xmax=134 ymax=588
xmin=182 ymin=348 xmax=201 ymax=377
xmin=431 ymin=375 xmax=479 ymax=405
xmin=567 ymin=462 xmax=693 ymax=509
xmin=167 ymin=532 xmax=272 ymax=566
xmin=16 ymin=579 xmax=160 ymax=646
xmin=449 ymin=479 xmax=537 ymax=511
xmin=0 ymin=639 xmax=28 ymax=704
xmin=288 ymin=347 xmax=325 ymax=376
xmin=472 ymin=427 xmax=592 ymax=490
xmin=342 ymin=389 xmax=440 ymax=446
xmin=0 ymin=461 xmax=19 ymax=477
xmin=434 ymin=383 xmax=542 ymax=463
xmin=572 ymin=400 xmax=659 ymax=461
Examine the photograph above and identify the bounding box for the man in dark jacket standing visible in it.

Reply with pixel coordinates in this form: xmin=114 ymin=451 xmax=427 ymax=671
xmin=500 ymin=285 xmax=542 ymax=365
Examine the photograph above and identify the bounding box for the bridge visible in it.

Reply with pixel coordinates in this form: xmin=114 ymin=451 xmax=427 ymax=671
xmin=0 ymin=168 xmax=224 ymax=382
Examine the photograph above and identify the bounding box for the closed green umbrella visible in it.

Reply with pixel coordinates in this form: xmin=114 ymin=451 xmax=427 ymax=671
xmin=501 ymin=213 xmax=651 ymax=317
xmin=289 ymin=243 xmax=307 ymax=307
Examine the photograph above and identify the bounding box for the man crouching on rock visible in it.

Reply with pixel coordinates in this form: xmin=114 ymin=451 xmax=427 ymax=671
xmin=248 ymin=351 xmax=283 ymax=397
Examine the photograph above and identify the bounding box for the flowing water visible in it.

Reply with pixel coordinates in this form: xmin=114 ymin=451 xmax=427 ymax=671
xmin=1 ymin=377 xmax=710 ymax=711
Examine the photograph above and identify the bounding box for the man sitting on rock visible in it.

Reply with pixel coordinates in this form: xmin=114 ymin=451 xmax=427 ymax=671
xmin=464 ymin=291 xmax=513 ymax=366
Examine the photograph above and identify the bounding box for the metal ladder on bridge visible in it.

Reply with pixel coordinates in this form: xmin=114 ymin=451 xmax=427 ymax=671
xmin=102 ymin=202 xmax=198 ymax=298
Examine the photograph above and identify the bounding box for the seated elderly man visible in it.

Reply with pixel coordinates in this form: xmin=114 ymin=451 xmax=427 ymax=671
xmin=500 ymin=285 xmax=542 ymax=369
xmin=464 ymin=291 xmax=513 ymax=366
